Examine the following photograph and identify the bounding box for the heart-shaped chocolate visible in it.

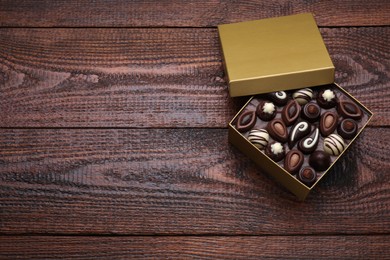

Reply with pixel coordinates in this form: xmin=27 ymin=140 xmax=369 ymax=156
xmin=282 ymin=100 xmax=301 ymax=126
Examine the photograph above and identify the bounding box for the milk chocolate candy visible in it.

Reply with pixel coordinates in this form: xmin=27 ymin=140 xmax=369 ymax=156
xmin=282 ymin=100 xmax=301 ymax=126
xmin=284 ymin=150 xmax=304 ymax=174
xmin=337 ymin=118 xmax=358 ymax=139
xmin=297 ymin=167 xmax=317 ymax=186
xmin=337 ymin=100 xmax=363 ymax=120
xmin=323 ymin=134 xmax=345 ymax=156
xmin=298 ymin=127 xmax=320 ymax=154
xmin=248 ymin=129 xmax=269 ymax=150
xmin=256 ymin=101 xmax=276 ymax=121
xmin=266 ymin=119 xmax=288 ymax=143
xmin=317 ymin=89 xmax=338 ymax=108
xmin=309 ymin=151 xmax=331 ymax=171
xmin=292 ymin=88 xmax=313 ymax=105
xmin=288 ymin=120 xmax=311 ymax=149
xmin=320 ymin=111 xmax=339 ymax=136
xmin=265 ymin=142 xmax=285 ymax=162
xmin=236 ymin=110 xmax=256 ymax=132
xmin=265 ymin=91 xmax=288 ymax=106
xmin=301 ymin=102 xmax=321 ymax=123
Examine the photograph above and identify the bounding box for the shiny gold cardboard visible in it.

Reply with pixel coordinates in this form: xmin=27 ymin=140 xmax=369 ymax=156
xmin=218 ymin=13 xmax=335 ymax=97
xmin=228 ymin=84 xmax=373 ymax=200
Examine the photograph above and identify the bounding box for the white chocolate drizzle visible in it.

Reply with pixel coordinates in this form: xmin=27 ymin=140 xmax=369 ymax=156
xmin=262 ymin=102 xmax=275 ymax=114
xmin=271 ymin=142 xmax=284 ymax=154
xmin=290 ymin=121 xmax=309 ymax=142
xmin=302 ymin=128 xmax=319 ymax=148
xmin=322 ymin=89 xmax=335 ymax=102
xmin=276 ymin=91 xmax=287 ymax=100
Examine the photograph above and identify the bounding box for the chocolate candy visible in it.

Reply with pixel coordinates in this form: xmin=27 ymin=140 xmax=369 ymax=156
xmin=284 ymin=150 xmax=304 ymax=174
xmin=297 ymin=167 xmax=317 ymax=186
xmin=323 ymin=134 xmax=345 ymax=156
xmin=267 ymin=118 xmax=288 ymax=143
xmin=320 ymin=111 xmax=338 ymax=136
xmin=265 ymin=91 xmax=288 ymax=106
xmin=337 ymin=100 xmax=363 ymax=120
xmin=337 ymin=118 xmax=358 ymax=139
xmin=288 ymin=120 xmax=311 ymax=149
xmin=298 ymin=127 xmax=320 ymax=154
xmin=292 ymin=88 xmax=313 ymax=105
xmin=282 ymin=100 xmax=301 ymax=126
xmin=301 ymin=102 xmax=321 ymax=123
xmin=236 ymin=110 xmax=257 ymax=132
xmin=309 ymin=151 xmax=331 ymax=171
xmin=265 ymin=142 xmax=285 ymax=162
xmin=317 ymin=89 xmax=338 ymax=108
xmin=256 ymin=101 xmax=276 ymax=121
xmin=248 ymin=129 xmax=269 ymax=150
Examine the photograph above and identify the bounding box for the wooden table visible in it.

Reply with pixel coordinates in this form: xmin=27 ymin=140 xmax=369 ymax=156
xmin=0 ymin=1 xmax=389 ymax=259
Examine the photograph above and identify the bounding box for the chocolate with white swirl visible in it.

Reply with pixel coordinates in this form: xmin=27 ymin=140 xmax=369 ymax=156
xmin=248 ymin=129 xmax=269 ymax=150
xmin=292 ymin=88 xmax=313 ymax=105
xmin=298 ymin=127 xmax=319 ymax=154
xmin=265 ymin=91 xmax=288 ymax=106
xmin=323 ymin=134 xmax=345 ymax=156
xmin=288 ymin=120 xmax=311 ymax=149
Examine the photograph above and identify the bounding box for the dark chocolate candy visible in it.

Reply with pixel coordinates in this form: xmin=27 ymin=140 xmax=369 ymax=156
xmin=317 ymin=89 xmax=338 ymax=108
xmin=320 ymin=111 xmax=339 ymax=136
xmin=301 ymin=102 xmax=321 ymax=123
xmin=265 ymin=142 xmax=285 ymax=162
xmin=256 ymin=101 xmax=276 ymax=121
xmin=309 ymin=151 xmax=331 ymax=171
xmin=323 ymin=134 xmax=345 ymax=156
xmin=292 ymin=88 xmax=313 ymax=105
xmin=337 ymin=118 xmax=358 ymax=139
xmin=266 ymin=118 xmax=288 ymax=143
xmin=337 ymin=100 xmax=363 ymax=120
xmin=282 ymin=100 xmax=301 ymax=126
xmin=297 ymin=167 xmax=317 ymax=186
xmin=236 ymin=110 xmax=256 ymax=132
xmin=288 ymin=120 xmax=311 ymax=149
xmin=265 ymin=91 xmax=288 ymax=106
xmin=284 ymin=150 xmax=304 ymax=174
xmin=298 ymin=127 xmax=320 ymax=154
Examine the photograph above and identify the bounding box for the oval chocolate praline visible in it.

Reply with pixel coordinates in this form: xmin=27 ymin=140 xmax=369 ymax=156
xmin=301 ymin=102 xmax=321 ymax=123
xmin=256 ymin=101 xmax=276 ymax=121
xmin=282 ymin=100 xmax=301 ymax=126
xmin=297 ymin=167 xmax=317 ymax=187
xmin=337 ymin=118 xmax=358 ymax=139
xmin=323 ymin=134 xmax=346 ymax=156
xmin=248 ymin=129 xmax=269 ymax=150
xmin=288 ymin=120 xmax=311 ymax=149
xmin=320 ymin=111 xmax=339 ymax=136
xmin=266 ymin=119 xmax=288 ymax=143
xmin=265 ymin=142 xmax=285 ymax=162
xmin=298 ymin=127 xmax=320 ymax=154
xmin=317 ymin=89 xmax=338 ymax=109
xmin=236 ymin=110 xmax=256 ymax=132
xmin=337 ymin=100 xmax=363 ymax=120
xmin=284 ymin=150 xmax=304 ymax=174
xmin=292 ymin=88 xmax=313 ymax=105
xmin=309 ymin=151 xmax=331 ymax=172
xmin=265 ymin=91 xmax=288 ymax=106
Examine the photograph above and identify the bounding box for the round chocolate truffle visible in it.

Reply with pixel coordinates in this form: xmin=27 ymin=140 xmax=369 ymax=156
xmin=309 ymin=151 xmax=331 ymax=171
xmin=292 ymin=88 xmax=313 ymax=105
xmin=301 ymin=102 xmax=321 ymax=123
xmin=317 ymin=89 xmax=338 ymax=108
xmin=265 ymin=91 xmax=288 ymax=106
xmin=297 ymin=167 xmax=317 ymax=187
xmin=236 ymin=110 xmax=257 ymax=132
xmin=323 ymin=134 xmax=345 ymax=156
xmin=256 ymin=101 xmax=276 ymax=121
xmin=248 ymin=129 xmax=269 ymax=150
xmin=265 ymin=142 xmax=285 ymax=162
xmin=337 ymin=118 xmax=358 ymax=139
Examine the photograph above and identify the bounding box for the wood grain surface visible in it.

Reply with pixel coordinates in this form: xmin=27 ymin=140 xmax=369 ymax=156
xmin=0 ymin=0 xmax=389 ymax=27
xmin=1 ymin=235 xmax=389 ymax=259
xmin=0 ymin=27 xmax=388 ymax=127
xmin=0 ymin=127 xmax=389 ymax=235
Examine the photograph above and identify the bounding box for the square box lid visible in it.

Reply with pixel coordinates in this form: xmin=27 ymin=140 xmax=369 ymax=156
xmin=218 ymin=13 xmax=335 ymax=97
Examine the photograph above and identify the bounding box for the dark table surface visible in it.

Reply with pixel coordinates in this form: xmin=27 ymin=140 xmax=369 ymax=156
xmin=0 ymin=1 xmax=389 ymax=259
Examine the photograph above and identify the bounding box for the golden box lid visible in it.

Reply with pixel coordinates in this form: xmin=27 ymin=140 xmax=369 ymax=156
xmin=218 ymin=13 xmax=335 ymax=97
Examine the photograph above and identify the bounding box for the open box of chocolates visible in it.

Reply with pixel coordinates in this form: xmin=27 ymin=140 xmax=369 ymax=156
xmin=219 ymin=13 xmax=373 ymax=199
xmin=229 ymin=84 xmax=372 ymax=199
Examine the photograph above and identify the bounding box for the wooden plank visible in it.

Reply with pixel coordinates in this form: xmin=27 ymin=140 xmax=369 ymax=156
xmin=0 ymin=27 xmax=388 ymax=127
xmin=0 ymin=0 xmax=389 ymax=27
xmin=0 ymin=127 xmax=389 ymax=235
xmin=0 ymin=235 xmax=389 ymax=259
